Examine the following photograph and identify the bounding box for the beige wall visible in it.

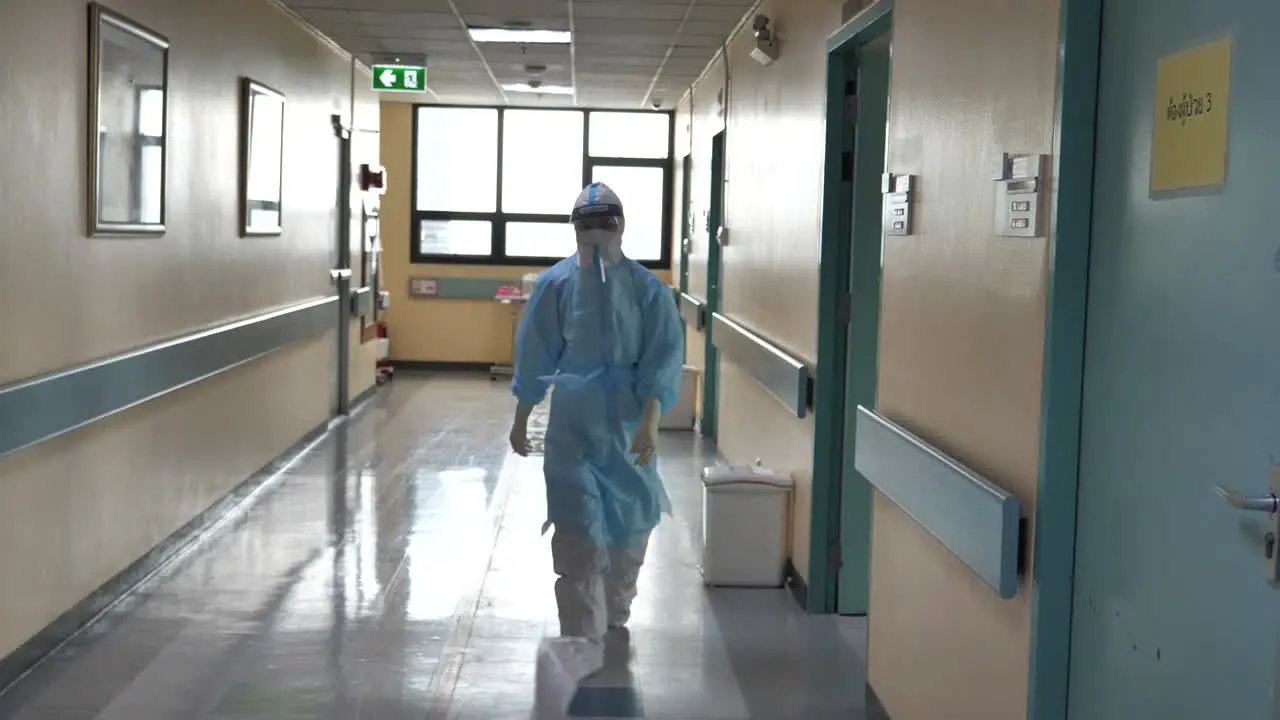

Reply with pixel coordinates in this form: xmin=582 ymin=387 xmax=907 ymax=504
xmin=679 ymin=0 xmax=830 ymax=580
xmin=714 ymin=0 xmax=837 ymax=580
xmin=678 ymin=0 xmax=1061 ymax=716
xmin=378 ymin=102 xmax=670 ymax=367
xmin=0 ymin=0 xmax=373 ymax=659
xmin=868 ymin=0 xmax=1058 ymax=715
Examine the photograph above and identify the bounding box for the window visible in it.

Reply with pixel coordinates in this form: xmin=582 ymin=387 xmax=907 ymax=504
xmin=506 ymin=221 xmax=577 ymax=259
xmin=137 ymin=87 xmax=164 ymax=138
xmin=592 ymin=166 xmax=665 ymax=262
xmin=415 ymin=107 xmax=498 ymax=213
xmin=139 ymin=145 xmax=163 ymax=226
xmin=419 ymin=219 xmax=492 ymax=257
xmin=410 ymin=105 xmax=673 ymax=268
xmin=502 ymin=110 xmax=583 ymax=215
xmin=129 ymin=87 xmax=165 ymax=225
xmin=589 ymin=111 xmax=670 ymax=159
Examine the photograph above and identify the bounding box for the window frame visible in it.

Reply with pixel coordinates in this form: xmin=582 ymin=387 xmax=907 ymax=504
xmin=409 ymin=104 xmax=674 ymax=270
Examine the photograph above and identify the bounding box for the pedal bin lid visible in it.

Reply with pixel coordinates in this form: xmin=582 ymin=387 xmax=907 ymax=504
xmin=700 ymin=463 xmax=793 ymax=493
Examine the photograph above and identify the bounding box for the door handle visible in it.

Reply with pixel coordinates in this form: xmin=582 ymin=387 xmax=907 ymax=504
xmin=1215 ymin=468 xmax=1280 ymax=583
xmin=1214 ymin=485 xmax=1279 ymax=513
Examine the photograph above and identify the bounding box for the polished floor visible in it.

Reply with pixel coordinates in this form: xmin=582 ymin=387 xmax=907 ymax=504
xmin=0 ymin=373 xmax=883 ymax=719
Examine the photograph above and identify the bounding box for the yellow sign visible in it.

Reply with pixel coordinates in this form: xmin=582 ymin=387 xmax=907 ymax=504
xmin=1150 ymin=36 xmax=1232 ymax=193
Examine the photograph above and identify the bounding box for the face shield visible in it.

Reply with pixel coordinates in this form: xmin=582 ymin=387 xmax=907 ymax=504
xmin=571 ymin=183 xmax=625 ymax=279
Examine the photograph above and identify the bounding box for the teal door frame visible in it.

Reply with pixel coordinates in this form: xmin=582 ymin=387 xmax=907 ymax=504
xmin=1026 ymin=0 xmax=1101 ymax=717
xmin=700 ymin=132 xmax=726 ymax=441
xmin=808 ymin=0 xmax=893 ymax=615
xmin=679 ymin=154 xmax=692 ymax=295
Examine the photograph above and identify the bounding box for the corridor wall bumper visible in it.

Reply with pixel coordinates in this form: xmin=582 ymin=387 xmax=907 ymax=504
xmin=415 ymin=276 xmax=516 ymax=300
xmin=853 ymin=406 xmax=1023 ymax=599
xmin=709 ymin=311 xmax=812 ymax=418
xmin=0 ymin=295 xmax=339 ymax=459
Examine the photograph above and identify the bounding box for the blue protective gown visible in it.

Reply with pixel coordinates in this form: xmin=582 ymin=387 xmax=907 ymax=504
xmin=512 ymin=255 xmax=685 ymax=549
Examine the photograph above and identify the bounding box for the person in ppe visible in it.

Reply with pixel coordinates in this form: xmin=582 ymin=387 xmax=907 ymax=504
xmin=508 ymin=182 xmax=685 ymax=646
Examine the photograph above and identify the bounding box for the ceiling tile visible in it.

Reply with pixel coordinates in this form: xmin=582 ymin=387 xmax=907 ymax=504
xmin=451 ymin=0 xmax=565 ymax=17
xmin=348 ymin=25 xmax=463 ymax=42
xmin=295 ymin=8 xmax=352 ymax=25
xmin=345 ymin=10 xmax=456 ymax=26
xmin=574 ymin=3 xmax=688 ymax=21
xmin=492 ymin=69 xmax=573 ymax=85
xmin=339 ymin=0 xmax=452 ymax=10
xmin=462 ymin=14 xmax=570 ymax=31
xmin=477 ymin=44 xmax=572 ymax=65
xmin=687 ymin=3 xmax=754 ymax=22
xmin=284 ymin=0 xmax=347 ymax=8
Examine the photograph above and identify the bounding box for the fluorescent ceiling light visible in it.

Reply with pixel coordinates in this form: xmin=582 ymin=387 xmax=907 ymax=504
xmin=503 ymin=82 xmax=574 ymax=95
xmin=468 ymin=27 xmax=571 ymax=44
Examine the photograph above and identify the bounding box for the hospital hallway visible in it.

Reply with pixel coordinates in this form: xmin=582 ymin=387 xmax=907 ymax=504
xmin=0 ymin=374 xmax=882 ymax=720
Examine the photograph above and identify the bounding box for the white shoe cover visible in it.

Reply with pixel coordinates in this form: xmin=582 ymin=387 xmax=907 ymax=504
xmin=531 ymin=637 xmax=605 ymax=720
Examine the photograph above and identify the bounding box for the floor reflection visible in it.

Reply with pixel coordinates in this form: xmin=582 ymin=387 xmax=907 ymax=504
xmin=0 ymin=373 xmax=879 ymax=719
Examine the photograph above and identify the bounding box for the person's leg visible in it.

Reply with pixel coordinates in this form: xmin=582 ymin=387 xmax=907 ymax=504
xmin=604 ymin=532 xmax=651 ymax=629
xmin=551 ymin=527 xmax=609 ymax=643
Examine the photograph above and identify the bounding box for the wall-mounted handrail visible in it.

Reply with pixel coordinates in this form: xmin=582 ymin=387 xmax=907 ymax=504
xmin=709 ymin=312 xmax=813 ymax=418
xmin=679 ymin=292 xmax=707 ymax=331
xmin=0 ymin=296 xmax=339 ymax=460
xmin=853 ymin=406 xmax=1023 ymax=599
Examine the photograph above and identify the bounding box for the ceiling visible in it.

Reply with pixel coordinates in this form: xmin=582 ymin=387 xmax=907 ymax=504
xmin=282 ymin=0 xmax=757 ymax=109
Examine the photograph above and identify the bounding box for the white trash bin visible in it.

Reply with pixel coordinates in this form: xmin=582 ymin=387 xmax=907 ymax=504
xmin=700 ymin=463 xmax=794 ymax=587
xmin=659 ymin=366 xmax=700 ymax=430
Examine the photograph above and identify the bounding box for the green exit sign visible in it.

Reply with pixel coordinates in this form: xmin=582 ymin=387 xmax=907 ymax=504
xmin=372 ymin=64 xmax=426 ymax=92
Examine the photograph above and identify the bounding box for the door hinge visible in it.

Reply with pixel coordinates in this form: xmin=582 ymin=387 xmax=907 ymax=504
xmin=835 ymin=293 xmax=852 ymax=325
xmin=840 ymin=152 xmax=854 ymax=182
xmin=844 ymin=79 xmax=858 ymax=124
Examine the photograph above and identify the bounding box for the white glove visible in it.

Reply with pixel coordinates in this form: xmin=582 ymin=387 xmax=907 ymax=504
xmin=630 ymin=398 xmax=662 ymax=466
xmin=510 ymin=401 xmax=533 ymax=457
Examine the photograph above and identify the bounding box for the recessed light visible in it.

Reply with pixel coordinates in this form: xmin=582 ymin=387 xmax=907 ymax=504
xmin=468 ymin=27 xmax=571 ymax=44
xmin=503 ymin=82 xmax=574 ymax=95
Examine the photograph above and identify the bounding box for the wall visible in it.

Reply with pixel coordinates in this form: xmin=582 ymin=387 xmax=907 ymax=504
xmin=867 ymin=0 xmax=1059 ymax=715
xmin=715 ymin=0 xmax=837 ymax=581
xmin=678 ymin=0 xmax=1062 ymax=715
xmin=0 ymin=0 xmax=368 ymax=660
xmin=679 ymin=0 xmax=831 ymax=582
xmin=379 ymin=102 xmax=671 ymax=367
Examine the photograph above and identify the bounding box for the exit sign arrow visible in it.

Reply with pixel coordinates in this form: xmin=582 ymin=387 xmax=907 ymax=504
xmin=372 ymin=63 xmax=427 ymax=93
